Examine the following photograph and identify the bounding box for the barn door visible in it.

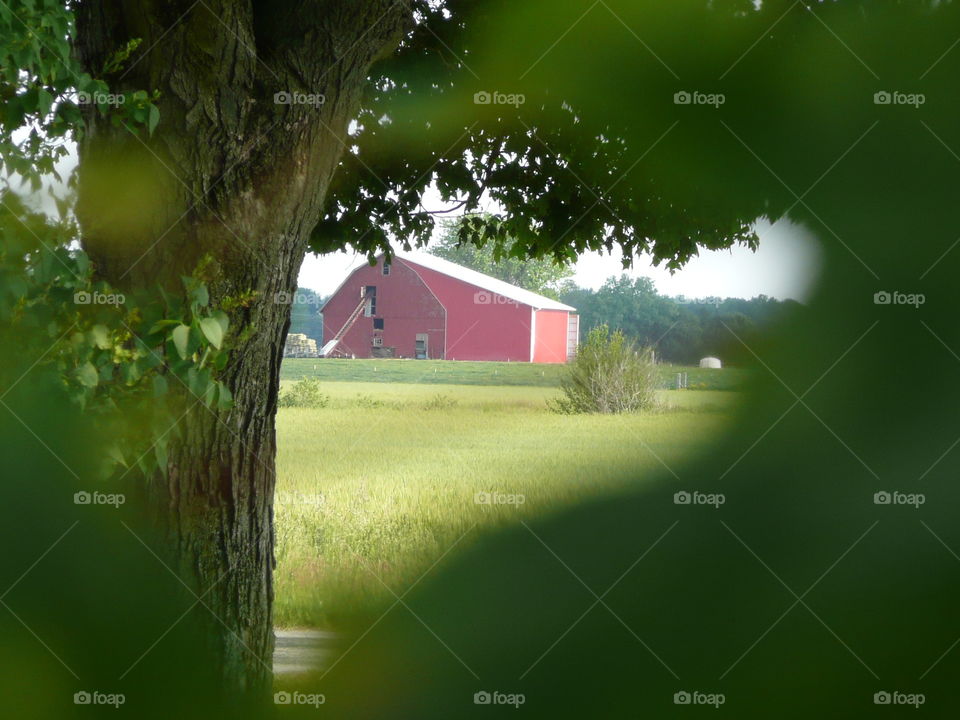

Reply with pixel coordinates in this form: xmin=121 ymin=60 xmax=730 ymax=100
xmin=415 ymin=333 xmax=428 ymax=359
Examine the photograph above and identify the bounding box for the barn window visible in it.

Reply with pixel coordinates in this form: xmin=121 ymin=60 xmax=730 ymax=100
xmin=382 ymin=263 xmax=391 ymax=276
xmin=363 ymin=286 xmax=377 ymax=316
xmin=372 ymin=337 xmax=384 ymax=347
xmin=373 ymin=318 xmax=384 ymax=330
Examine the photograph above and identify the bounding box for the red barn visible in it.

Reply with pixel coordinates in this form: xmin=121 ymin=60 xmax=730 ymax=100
xmin=319 ymin=252 xmax=578 ymax=363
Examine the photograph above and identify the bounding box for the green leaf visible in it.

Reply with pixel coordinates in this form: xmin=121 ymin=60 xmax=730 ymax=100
xmin=172 ymin=324 xmax=191 ymax=359
xmin=192 ymin=283 xmax=209 ymax=308
xmin=212 ymin=310 xmax=229 ymax=335
xmin=204 ymin=379 xmax=217 ymax=407
xmin=37 ymin=88 xmax=54 ymax=117
xmin=154 ymin=439 xmax=168 ymax=477
xmin=147 ymin=104 xmax=160 ymax=136
xmin=148 ymin=319 xmax=180 ymax=335
xmin=216 ymin=382 xmax=233 ymax=410
xmin=199 ymin=317 xmax=223 ymax=349
xmin=76 ymin=361 xmax=98 ymax=388
xmin=90 ymin=324 xmax=110 ymax=349
xmin=124 ymin=362 xmax=141 ymax=384
xmin=106 ymin=445 xmax=127 ymax=468
xmin=152 ymin=374 xmax=168 ymax=398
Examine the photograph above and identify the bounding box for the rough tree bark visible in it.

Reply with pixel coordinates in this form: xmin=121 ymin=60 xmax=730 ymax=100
xmin=73 ymin=0 xmax=410 ymax=698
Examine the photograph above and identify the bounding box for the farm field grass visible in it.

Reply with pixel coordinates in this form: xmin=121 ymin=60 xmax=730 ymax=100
xmin=280 ymin=357 xmax=750 ymax=391
xmin=274 ymin=382 xmax=741 ymax=630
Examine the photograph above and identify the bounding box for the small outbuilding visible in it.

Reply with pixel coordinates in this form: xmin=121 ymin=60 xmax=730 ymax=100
xmin=699 ymin=356 xmax=722 ymax=369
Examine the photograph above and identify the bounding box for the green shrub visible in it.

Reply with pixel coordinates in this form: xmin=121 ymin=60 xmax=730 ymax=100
xmin=354 ymin=393 xmax=386 ymax=409
xmin=422 ymin=393 xmax=458 ymax=410
xmin=551 ymin=324 xmax=658 ymax=414
xmin=278 ymin=377 xmax=329 ymax=408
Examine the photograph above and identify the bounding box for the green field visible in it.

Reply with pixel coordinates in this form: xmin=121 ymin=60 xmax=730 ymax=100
xmin=280 ymin=357 xmax=749 ymax=390
xmin=273 ymin=381 xmax=741 ymax=630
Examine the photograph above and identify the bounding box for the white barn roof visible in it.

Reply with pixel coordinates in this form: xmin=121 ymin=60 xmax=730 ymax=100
xmin=394 ymin=251 xmax=576 ymax=312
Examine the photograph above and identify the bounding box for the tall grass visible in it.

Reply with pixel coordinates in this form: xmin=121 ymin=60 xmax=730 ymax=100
xmin=274 ymin=383 xmax=738 ymax=630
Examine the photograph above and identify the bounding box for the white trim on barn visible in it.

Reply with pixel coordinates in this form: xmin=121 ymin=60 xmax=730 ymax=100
xmin=393 ymin=251 xmax=575 ymax=312
xmin=529 ymin=307 xmax=536 ymax=362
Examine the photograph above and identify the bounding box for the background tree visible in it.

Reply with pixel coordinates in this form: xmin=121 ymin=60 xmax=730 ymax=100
xmin=561 ymin=277 xmax=799 ymax=364
xmin=428 ymin=216 xmax=575 ymax=297
xmin=288 ymin=288 xmax=327 ymax=343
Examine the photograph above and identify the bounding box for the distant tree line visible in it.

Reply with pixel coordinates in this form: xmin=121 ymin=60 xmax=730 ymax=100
xmin=291 ymin=249 xmax=800 ymax=366
xmin=559 ymin=275 xmax=801 ymax=365
xmin=288 ymin=288 xmax=327 ymax=342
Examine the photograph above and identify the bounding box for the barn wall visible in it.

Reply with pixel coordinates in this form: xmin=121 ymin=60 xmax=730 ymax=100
xmin=400 ymin=260 xmax=533 ymax=362
xmin=532 ymin=309 xmax=570 ymax=363
xmin=321 ymin=258 xmax=445 ymax=358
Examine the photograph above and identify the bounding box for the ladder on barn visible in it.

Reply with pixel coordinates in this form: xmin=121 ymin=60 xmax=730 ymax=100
xmin=320 ymin=295 xmax=367 ymax=357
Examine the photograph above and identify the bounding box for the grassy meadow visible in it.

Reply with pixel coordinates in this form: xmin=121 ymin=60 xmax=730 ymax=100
xmin=274 ymin=371 xmax=742 ymax=630
xmin=280 ymin=357 xmax=749 ymax=390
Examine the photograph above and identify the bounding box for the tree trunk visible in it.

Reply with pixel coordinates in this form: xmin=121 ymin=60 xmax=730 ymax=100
xmin=73 ymin=0 xmax=409 ymax=699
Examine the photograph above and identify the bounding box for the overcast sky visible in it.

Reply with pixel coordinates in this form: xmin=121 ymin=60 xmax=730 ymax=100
xmin=299 ymin=216 xmax=823 ymax=301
